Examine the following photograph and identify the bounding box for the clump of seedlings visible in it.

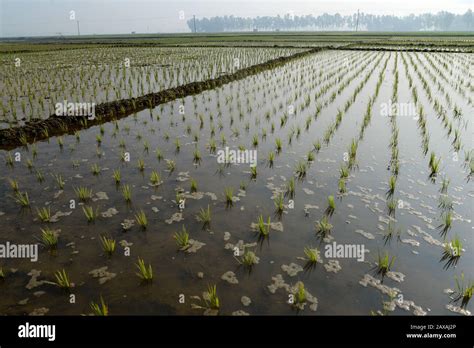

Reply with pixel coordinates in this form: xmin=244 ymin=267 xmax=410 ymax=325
xmin=54 ymin=269 xmax=72 ymax=290
xmin=91 ymin=163 xmax=101 ymax=176
xmin=14 ymin=191 xmax=30 ymax=207
xmin=136 ymin=257 xmax=153 ymax=282
xmin=8 ymin=178 xmax=19 ymax=192
xmin=452 ymin=273 xmax=473 ymax=308
xmin=100 ymin=236 xmax=116 ymax=257
xmin=204 ymin=284 xmax=220 ymax=310
xmin=293 ymin=282 xmax=307 ymax=306
xmin=196 ymin=205 xmax=211 ymax=228
xmin=190 ymin=178 xmax=198 ymax=193
xmin=40 ymin=227 xmax=58 ymax=250
xmin=74 ymin=186 xmax=92 ymax=201
xmin=375 ymin=252 xmax=395 ymax=277
xmin=174 ymin=225 xmax=190 ymax=250
xmin=134 ymin=210 xmax=148 ymax=230
xmin=274 ymin=193 xmax=285 ymax=215
xmin=315 ymin=215 xmax=333 ymax=236
xmin=439 ymin=211 xmax=453 ymax=236
xmin=325 ymin=195 xmax=336 ymax=216
xmin=286 ymin=177 xmax=295 ymax=198
xmin=122 ymin=184 xmax=132 ymax=202
xmin=304 ymin=246 xmax=320 ymax=264
xmin=224 ymin=187 xmax=234 ymax=206
xmin=82 ymin=205 xmax=98 ymax=223
xmin=295 ymin=161 xmax=307 ymax=179
xmin=256 ymin=215 xmax=271 ymax=237
xmin=250 ymin=165 xmax=257 ymax=179
xmin=268 ymin=151 xmax=275 ymax=167
xmin=37 ymin=206 xmax=51 ymax=222
xmin=429 ymin=152 xmax=441 ymax=178
xmin=150 ymin=170 xmax=161 ymax=185
xmin=52 ymin=173 xmax=65 ymax=189
xmin=387 ymin=175 xmax=396 ymax=196
xmin=113 ymin=169 xmax=121 ymax=184
xmin=90 ymin=297 xmax=109 ymax=316
xmin=236 ymin=247 xmax=258 ymax=269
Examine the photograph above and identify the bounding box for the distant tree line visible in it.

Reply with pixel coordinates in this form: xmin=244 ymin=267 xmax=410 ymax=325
xmin=187 ymin=10 xmax=473 ymax=32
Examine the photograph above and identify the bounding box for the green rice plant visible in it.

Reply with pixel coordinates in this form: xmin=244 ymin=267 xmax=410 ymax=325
xmin=313 ymin=140 xmax=321 ymax=152
xmin=250 ymin=165 xmax=257 ymax=179
xmin=52 ymin=173 xmax=65 ymax=189
xmin=156 ymin=148 xmax=163 ymax=161
xmin=90 ymin=296 xmax=108 ymax=316
xmin=238 ymin=248 xmax=258 ymax=267
xmin=54 ymin=269 xmax=72 ymax=290
xmin=40 ymin=227 xmax=58 ymax=249
xmin=5 ymin=152 xmax=14 ymax=167
xmin=307 ymin=151 xmax=315 ymax=162
xmin=274 ymin=193 xmax=284 ymax=214
xmin=193 ymin=149 xmax=202 ymax=163
xmin=74 ymin=186 xmax=92 ymax=201
xmin=268 ymin=151 xmax=275 ymax=166
xmin=204 ymin=284 xmax=220 ymax=310
xmin=14 ymin=191 xmax=30 ymax=207
xmin=8 ymin=178 xmax=19 ymax=192
xmin=209 ymin=139 xmax=217 ymax=153
xmin=315 ymin=215 xmax=333 ymax=235
xmin=295 ymin=282 xmax=306 ymax=304
xmin=340 ymin=165 xmax=349 ymax=179
xmin=135 ymin=257 xmax=153 ymax=282
xmin=175 ymin=138 xmax=181 ymax=151
xmin=325 ymin=195 xmax=336 ymax=215
xmin=35 ymin=170 xmax=44 ymax=183
xmin=440 ymin=177 xmax=450 ymax=194
xmin=452 ymin=273 xmax=473 ymax=308
xmin=286 ymin=177 xmax=295 ymax=198
xmin=375 ymin=252 xmax=395 ymax=276
xmin=439 ymin=211 xmax=452 ymax=235
xmin=387 ymin=198 xmax=397 ymax=216
xmin=252 ymin=134 xmax=259 ymax=147
xmin=338 ymin=179 xmax=347 ymax=194
xmin=57 ymin=136 xmax=64 ymax=148
xmin=82 ymin=205 xmax=98 ymax=223
xmin=304 ymin=247 xmax=320 ymax=264
xmin=224 ymin=187 xmax=234 ymax=206
xmin=26 ymin=159 xmax=34 ymax=170
xmin=429 ymin=152 xmax=441 ymax=177
xmin=37 ymin=206 xmax=51 ymax=222
xmin=174 ymin=225 xmax=190 ymax=250
xmin=190 ymin=178 xmax=198 ymax=193
xmin=240 ymin=181 xmax=247 ymax=191
xmin=387 ymin=175 xmax=396 ymax=196
xmin=295 ymin=161 xmax=307 ymax=179
xmin=122 ymin=184 xmax=132 ymax=202
xmin=96 ymin=134 xmax=102 ymax=145
xmin=256 ymin=215 xmax=271 ymax=237
xmin=275 ymin=138 xmax=282 ymax=152
xmin=91 ymin=163 xmax=101 ymax=176
xmin=443 ymin=236 xmax=462 ymax=259
xmin=100 ymin=236 xmax=116 ymax=256
xmin=438 ymin=195 xmax=453 ymax=211
xmin=150 ymin=170 xmax=161 ymax=185
xmin=113 ymin=169 xmax=121 ymax=184
xmin=166 ymin=160 xmax=176 ymax=172
xmin=197 ymin=205 xmax=211 ymax=228
xmin=134 ymin=210 xmax=148 ymax=230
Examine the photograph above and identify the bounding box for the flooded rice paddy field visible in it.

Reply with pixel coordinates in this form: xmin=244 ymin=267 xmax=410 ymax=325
xmin=0 ymin=46 xmax=305 ymax=129
xmin=0 ymin=48 xmax=473 ymax=316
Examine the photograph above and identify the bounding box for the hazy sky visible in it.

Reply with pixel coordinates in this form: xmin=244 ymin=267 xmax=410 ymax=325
xmin=1 ymin=0 xmax=472 ymax=37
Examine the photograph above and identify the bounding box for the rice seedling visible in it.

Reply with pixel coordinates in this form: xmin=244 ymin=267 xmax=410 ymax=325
xmin=204 ymin=284 xmax=220 ymax=310
xmin=82 ymin=205 xmax=98 ymax=223
xmin=315 ymin=215 xmax=333 ymax=236
xmin=122 ymin=184 xmax=132 ymax=202
xmin=190 ymin=178 xmax=198 ymax=193
xmin=452 ymin=273 xmax=473 ymax=308
xmin=74 ymin=186 xmax=92 ymax=201
xmin=294 ymin=282 xmax=307 ymax=304
xmin=313 ymin=140 xmax=321 ymax=152
xmin=338 ymin=179 xmax=347 ymax=194
xmin=375 ymin=252 xmax=395 ymax=277
xmin=387 ymin=175 xmax=396 ymax=196
xmin=40 ymin=227 xmax=58 ymax=249
xmin=196 ymin=205 xmax=212 ymax=228
xmin=268 ymin=151 xmax=275 ymax=166
xmin=135 ymin=257 xmax=153 ymax=282
xmin=240 ymin=182 xmax=247 ymax=191
xmin=54 ymin=269 xmax=72 ymax=290
xmin=304 ymin=247 xmax=320 ymax=264
xmin=252 ymin=134 xmax=259 ymax=147
xmin=90 ymin=297 xmax=109 ymax=316
xmin=429 ymin=152 xmax=441 ymax=177
xmin=383 ymin=222 xmax=402 ymax=245
xmin=52 ymin=173 xmax=65 ymax=189
xmin=237 ymin=248 xmax=258 ymax=268
xmin=14 ymin=191 xmax=30 ymax=207
xmin=8 ymin=178 xmax=19 ymax=192
xmin=5 ymin=152 xmax=14 ymax=167
xmin=286 ymin=177 xmax=295 ymax=198
xmin=439 ymin=211 xmax=453 ymax=235
xmin=274 ymin=193 xmax=284 ymax=215
xmin=387 ymin=198 xmax=397 ymax=216
xmin=340 ymin=165 xmax=349 ymax=179
xmin=250 ymin=165 xmax=257 ymax=179
xmin=113 ymin=169 xmax=121 ymax=184
xmin=209 ymin=139 xmax=217 ymax=153
xmin=174 ymin=225 xmax=190 ymax=250
xmin=100 ymin=236 xmax=116 ymax=256
xmin=256 ymin=215 xmax=271 ymax=237
xmin=156 ymin=148 xmax=163 ymax=161
xmin=150 ymin=170 xmax=161 ymax=185
xmin=134 ymin=210 xmax=148 ymax=230
xmin=325 ymin=195 xmax=336 ymax=216
xmin=224 ymin=187 xmax=234 ymax=206
xmin=91 ymin=163 xmax=101 ymax=176
xmin=35 ymin=170 xmax=44 ymax=183
xmin=307 ymin=151 xmax=315 ymax=162
xmin=37 ymin=206 xmax=52 ymax=222
xmin=275 ymin=138 xmax=282 ymax=152
xmin=438 ymin=195 xmax=453 ymax=211
xmin=440 ymin=177 xmax=450 ymax=193
xmin=295 ymin=161 xmax=307 ymax=179
xmin=166 ymin=159 xmax=176 ymax=173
